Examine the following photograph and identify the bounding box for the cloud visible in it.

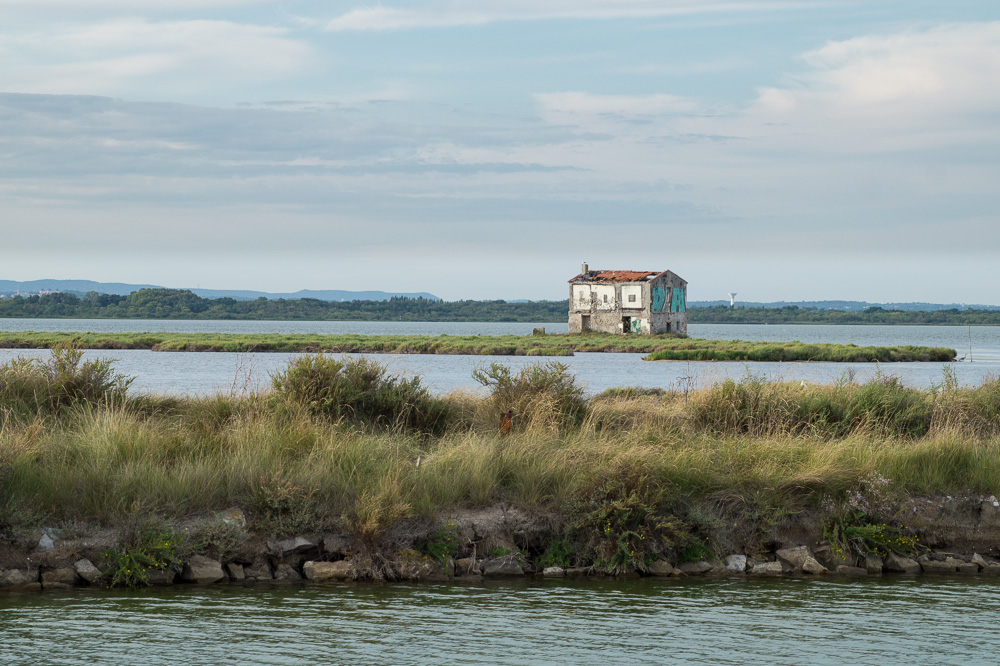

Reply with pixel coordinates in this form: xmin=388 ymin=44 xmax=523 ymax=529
xmin=326 ymin=0 xmax=819 ymax=31
xmin=0 ymin=19 xmax=313 ymax=99
xmin=748 ymin=22 xmax=1000 ymax=146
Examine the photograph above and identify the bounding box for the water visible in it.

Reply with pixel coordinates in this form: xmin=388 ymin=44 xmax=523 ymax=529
xmin=2 ymin=577 xmax=998 ymax=665
xmin=1 ymin=320 xmax=998 ymax=395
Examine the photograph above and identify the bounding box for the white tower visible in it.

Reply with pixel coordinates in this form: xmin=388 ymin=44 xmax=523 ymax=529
xmin=728 ymin=292 xmax=737 ymax=308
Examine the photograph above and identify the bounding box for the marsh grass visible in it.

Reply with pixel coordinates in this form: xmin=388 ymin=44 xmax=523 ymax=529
xmin=1 ymin=352 xmax=997 ymax=561
xmin=0 ymin=331 xmax=954 ymax=361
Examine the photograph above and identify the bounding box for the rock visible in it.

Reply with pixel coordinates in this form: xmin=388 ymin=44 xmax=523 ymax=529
xmin=813 ymin=543 xmax=852 ymax=570
xmin=225 ymin=563 xmax=245 ymax=581
xmin=455 ymin=557 xmax=480 ymax=576
xmin=864 ymin=556 xmax=884 ymax=575
xmin=956 ymin=562 xmax=979 ymax=574
xmin=482 ymin=555 xmax=525 ymax=577
xmin=1 ymin=568 xmax=39 ymax=586
xmin=884 ymin=553 xmax=921 ymax=574
xmin=273 ymin=563 xmax=301 ymax=581
xmin=776 ymin=546 xmax=813 ymax=571
xmin=801 ymin=557 xmax=828 ymax=575
xmin=42 ymin=568 xmax=79 ymax=588
xmin=74 ymin=559 xmax=101 ymax=584
xmin=750 ymin=562 xmax=784 ymax=576
xmin=677 ymin=561 xmax=713 ymax=576
xmin=920 ymin=559 xmax=957 ymax=573
xmin=322 ymin=534 xmax=351 ymax=556
xmin=147 ymin=569 xmax=176 ymax=585
xmin=834 ymin=565 xmax=868 ymax=577
xmin=564 ymin=567 xmax=589 ymax=577
xmin=243 ymin=562 xmax=273 ymax=580
xmin=219 ymin=507 xmax=246 ymax=527
xmin=971 ymin=553 xmax=989 ymax=569
xmin=181 ymin=555 xmax=225 ymax=584
xmin=725 ymin=555 xmax=747 ymax=574
xmin=983 ymin=563 xmax=1000 ymax=575
xmin=542 ymin=567 xmax=565 ymax=577
xmin=36 ymin=533 xmax=55 ymax=552
xmin=276 ymin=537 xmax=315 ymax=556
xmin=647 ymin=560 xmax=676 ymax=577
xmin=303 ymin=560 xmax=353 ymax=581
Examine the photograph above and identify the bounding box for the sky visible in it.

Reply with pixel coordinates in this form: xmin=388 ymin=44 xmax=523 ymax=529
xmin=1 ymin=1 xmax=998 ymax=303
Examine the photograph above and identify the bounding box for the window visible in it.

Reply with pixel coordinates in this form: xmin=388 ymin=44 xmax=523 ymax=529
xmin=628 ymin=294 xmax=636 ymax=303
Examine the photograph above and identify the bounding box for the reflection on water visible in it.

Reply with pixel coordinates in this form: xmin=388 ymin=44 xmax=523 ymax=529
xmin=1 ymin=320 xmax=998 ymax=396
xmin=1 ymin=577 xmax=998 ymax=666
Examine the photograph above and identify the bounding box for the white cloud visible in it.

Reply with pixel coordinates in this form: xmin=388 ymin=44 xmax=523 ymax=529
xmin=326 ymin=0 xmax=819 ymax=31
xmin=750 ymin=22 xmax=1000 ymax=131
xmin=0 ymin=19 xmax=313 ymax=98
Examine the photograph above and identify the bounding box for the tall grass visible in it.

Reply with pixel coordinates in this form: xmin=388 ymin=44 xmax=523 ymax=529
xmin=1 ymin=351 xmax=998 ymax=549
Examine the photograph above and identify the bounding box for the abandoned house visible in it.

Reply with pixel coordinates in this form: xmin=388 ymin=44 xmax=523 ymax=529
xmin=568 ymin=263 xmax=687 ymax=335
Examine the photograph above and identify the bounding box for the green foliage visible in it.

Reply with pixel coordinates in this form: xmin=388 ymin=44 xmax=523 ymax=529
xmin=567 ymin=469 xmax=686 ymax=574
xmin=537 ymin=537 xmax=573 ymax=569
xmin=270 ymin=354 xmax=448 ymax=433
xmin=679 ymin=536 xmax=717 ymax=563
xmin=421 ymin=523 xmax=459 ymax=564
xmin=689 ymin=304 xmax=1000 ymax=326
xmin=0 ymin=344 xmax=134 ymax=420
xmin=472 ymin=361 xmax=586 ymax=430
xmin=102 ymin=523 xmax=185 ymax=589
xmin=823 ymin=515 xmax=921 ymax=559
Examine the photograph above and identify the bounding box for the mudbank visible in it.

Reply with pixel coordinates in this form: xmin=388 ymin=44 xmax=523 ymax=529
xmin=4 ymin=495 xmax=1000 ymax=592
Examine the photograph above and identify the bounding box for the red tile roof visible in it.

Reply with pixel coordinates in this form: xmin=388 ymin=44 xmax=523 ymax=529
xmin=571 ymin=270 xmax=659 ymax=283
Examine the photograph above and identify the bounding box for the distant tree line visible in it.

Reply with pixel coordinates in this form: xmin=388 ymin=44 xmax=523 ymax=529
xmin=687 ymin=305 xmax=1000 ymax=325
xmin=0 ymin=289 xmax=569 ymax=322
xmin=0 ymin=291 xmax=997 ymax=324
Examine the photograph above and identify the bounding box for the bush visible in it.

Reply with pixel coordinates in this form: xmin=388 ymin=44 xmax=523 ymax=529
xmin=0 ymin=344 xmax=133 ymax=420
xmin=472 ymin=361 xmax=586 ymax=432
xmin=270 ymin=354 xmax=448 ymax=433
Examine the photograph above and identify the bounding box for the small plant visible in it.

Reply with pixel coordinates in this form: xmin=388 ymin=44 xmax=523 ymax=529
xmin=421 ymin=523 xmax=459 ymax=564
xmin=102 ymin=523 xmax=185 ymax=589
xmin=679 ymin=536 xmax=716 ymax=563
xmin=537 ymin=537 xmax=573 ymax=569
xmin=190 ymin=519 xmax=247 ymax=563
xmin=487 ymin=545 xmax=516 ymax=559
xmin=250 ymin=475 xmax=322 ymax=537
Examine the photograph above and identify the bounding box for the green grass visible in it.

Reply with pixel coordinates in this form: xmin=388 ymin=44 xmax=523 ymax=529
xmin=2 ymin=352 xmax=995 ymax=574
xmin=0 ymin=331 xmax=955 ymax=361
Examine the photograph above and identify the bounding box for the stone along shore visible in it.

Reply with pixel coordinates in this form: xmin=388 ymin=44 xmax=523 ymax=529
xmin=4 ymin=495 xmax=1000 ymax=591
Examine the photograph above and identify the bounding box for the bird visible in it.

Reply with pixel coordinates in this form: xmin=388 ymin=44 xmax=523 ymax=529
xmin=499 ymin=409 xmax=513 ymax=437
xmin=956 ymin=355 xmax=967 ymax=362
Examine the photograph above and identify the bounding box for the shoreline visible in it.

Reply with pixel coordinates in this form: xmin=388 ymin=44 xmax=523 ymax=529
xmin=5 ymin=496 xmax=1000 ymax=592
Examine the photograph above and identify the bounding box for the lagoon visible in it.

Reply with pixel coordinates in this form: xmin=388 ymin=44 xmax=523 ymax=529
xmin=1 ymin=320 xmax=998 ymax=396
xmin=2 ymin=577 xmax=998 ymax=666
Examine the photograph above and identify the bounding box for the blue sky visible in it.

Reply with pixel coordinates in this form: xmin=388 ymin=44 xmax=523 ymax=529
xmin=1 ymin=1 xmax=998 ymax=302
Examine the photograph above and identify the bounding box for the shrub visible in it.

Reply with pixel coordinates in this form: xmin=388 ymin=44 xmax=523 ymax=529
xmin=102 ymin=521 xmax=186 ymax=589
xmin=472 ymin=361 xmax=586 ymax=432
xmin=0 ymin=344 xmax=134 ymax=419
xmin=421 ymin=523 xmax=459 ymax=564
xmin=567 ymin=467 xmax=686 ymax=574
xmin=270 ymin=354 xmax=448 ymax=433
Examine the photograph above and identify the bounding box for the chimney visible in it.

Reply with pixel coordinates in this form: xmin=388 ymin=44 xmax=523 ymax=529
xmin=581 ymin=262 xmax=589 ymax=274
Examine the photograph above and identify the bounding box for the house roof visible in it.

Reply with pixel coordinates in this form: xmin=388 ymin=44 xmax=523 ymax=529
xmin=569 ymin=270 xmax=660 ymax=283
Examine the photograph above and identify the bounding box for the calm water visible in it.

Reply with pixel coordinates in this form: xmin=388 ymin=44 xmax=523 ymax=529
xmin=2 ymin=577 xmax=998 ymax=665
xmin=1 ymin=320 xmax=999 ymax=395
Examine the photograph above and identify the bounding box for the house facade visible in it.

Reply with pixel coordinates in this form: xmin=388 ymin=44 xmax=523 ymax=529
xmin=568 ymin=263 xmax=687 ymax=335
